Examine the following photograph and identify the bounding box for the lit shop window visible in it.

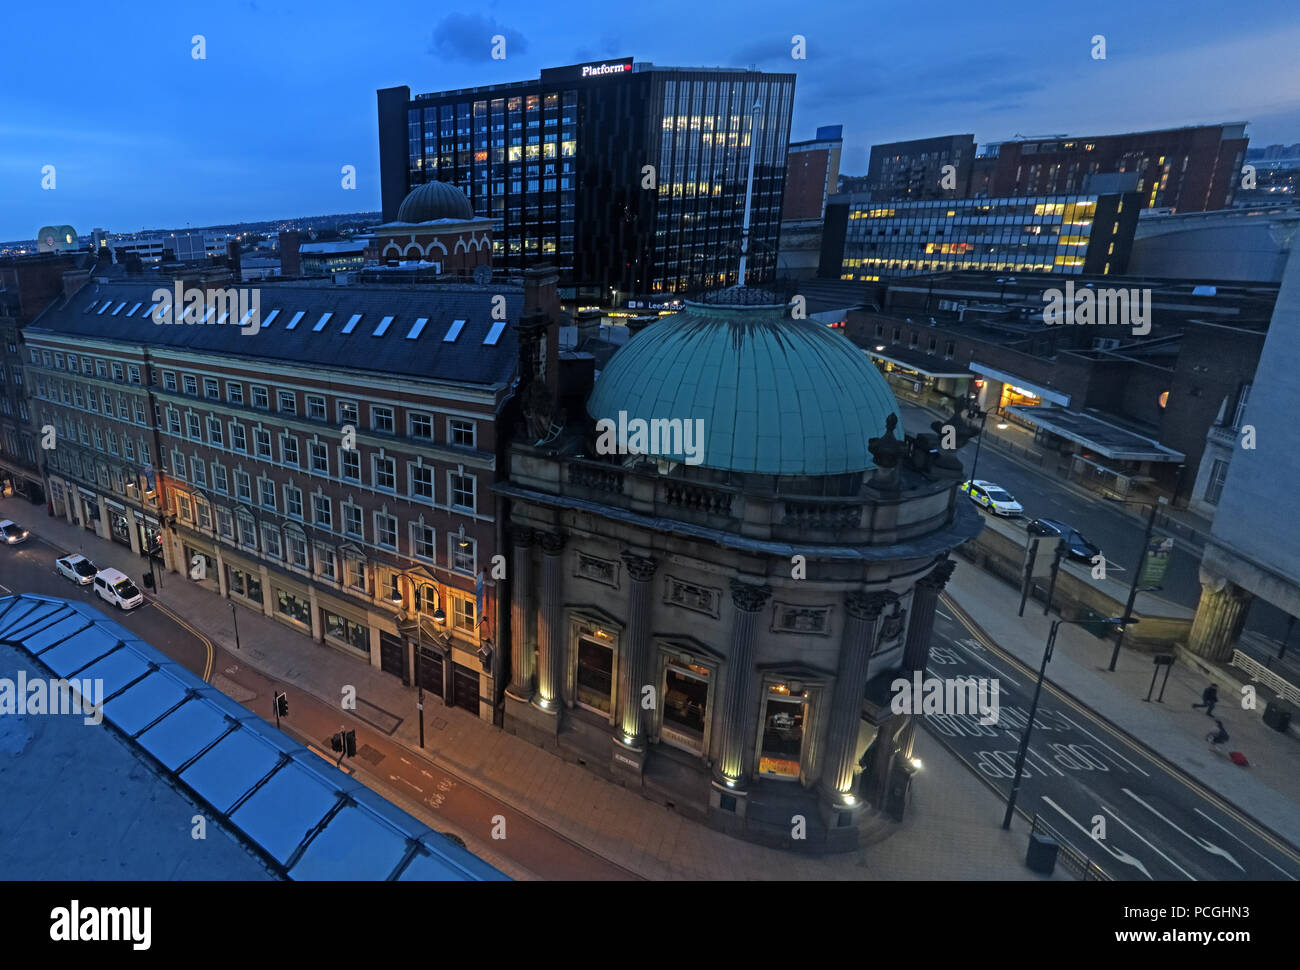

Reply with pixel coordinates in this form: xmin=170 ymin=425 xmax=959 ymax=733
xmin=758 ymin=683 xmax=808 ymax=780
xmin=661 ymin=662 xmax=710 ymax=754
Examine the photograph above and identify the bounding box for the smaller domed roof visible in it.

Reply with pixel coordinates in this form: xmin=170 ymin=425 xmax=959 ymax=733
xmin=396 ymin=181 xmax=475 ymax=223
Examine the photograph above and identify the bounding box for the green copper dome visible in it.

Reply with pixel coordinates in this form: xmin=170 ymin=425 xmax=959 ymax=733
xmin=587 ymin=292 xmax=903 ymax=476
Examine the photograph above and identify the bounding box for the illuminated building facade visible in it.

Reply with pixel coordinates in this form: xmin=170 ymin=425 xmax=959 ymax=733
xmin=821 ymin=192 xmax=1140 ymax=280
xmin=377 ymin=60 xmax=795 ymax=299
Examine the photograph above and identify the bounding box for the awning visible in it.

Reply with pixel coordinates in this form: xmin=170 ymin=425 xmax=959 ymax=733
xmin=968 ymin=361 xmax=1071 ymax=406
xmin=867 ymin=348 xmax=973 ymax=379
xmin=1006 ymin=405 xmax=1185 ymax=462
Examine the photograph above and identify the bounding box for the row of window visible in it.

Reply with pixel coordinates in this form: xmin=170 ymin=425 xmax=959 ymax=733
xmin=29 ymin=348 xmax=141 ymax=385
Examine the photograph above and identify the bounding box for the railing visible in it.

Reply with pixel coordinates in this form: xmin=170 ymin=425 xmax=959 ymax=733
xmin=781 ymin=501 xmax=862 ymax=530
xmin=1030 ymin=814 xmax=1112 ymax=881
xmin=1231 ymin=649 xmax=1300 ymax=706
xmin=982 ymin=431 xmax=1047 ymax=468
xmin=664 ymin=481 xmax=734 ymax=516
xmin=567 ymin=461 xmax=624 ymax=494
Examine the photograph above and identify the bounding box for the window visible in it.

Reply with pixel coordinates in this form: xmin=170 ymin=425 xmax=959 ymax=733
xmin=342 ymin=449 xmax=361 ymax=481
xmin=227 ymin=566 xmax=262 ymax=604
xmin=374 ymin=512 xmax=397 ymax=548
xmin=183 ymin=374 xmax=197 ymax=395
xmin=263 ymin=527 xmax=282 ymax=560
xmin=231 ymin=423 xmax=247 ymax=453
xmin=211 ymin=463 xmax=228 ymax=494
xmin=449 ymin=472 xmax=475 ymax=511
xmin=449 ymin=419 xmax=475 ymax=448
xmin=306 ymin=395 xmax=326 ymax=420
xmin=345 ymin=556 xmax=367 ymax=592
xmin=375 ymin=456 xmax=396 ymax=491
xmin=287 ymin=534 xmax=309 ymax=569
xmin=309 ymin=441 xmax=328 ymax=473
xmin=177 ymin=495 xmax=193 ymax=523
xmin=1205 ymin=459 xmax=1229 ymax=506
xmin=285 ymin=485 xmax=303 ymax=519
xmin=128 ymin=365 xmax=141 ymax=385
xmin=112 ymin=362 xmax=124 ymax=382
xmin=259 ymin=478 xmax=277 ymax=509
xmin=252 ymin=385 xmax=269 ymax=409
xmin=278 ymin=390 xmax=297 ymax=414
xmin=226 ymin=382 xmax=244 ymax=405
xmin=207 ymin=418 xmax=224 ymax=446
xmin=409 ymin=412 xmax=434 ymax=439
xmin=315 ymin=544 xmax=338 ymax=583
xmin=372 ymin=406 xmax=395 ymax=434
xmin=195 ymin=499 xmax=211 ymax=531
xmin=758 ymin=684 xmax=808 ymax=780
xmin=312 ymin=493 xmax=332 ymax=528
xmin=163 ymin=371 xmax=177 ymax=392
xmin=171 ymin=449 xmax=186 ymax=478
xmin=204 ymin=377 xmax=220 ymax=399
xmin=236 ymin=511 xmax=257 ymax=548
xmin=451 ymin=534 xmax=476 ymax=574
xmin=190 ymin=457 xmax=207 ymax=487
xmin=217 ymin=508 xmax=234 ymax=540
xmin=187 ymin=413 xmax=202 ymax=440
xmin=281 ymin=434 xmax=299 ymax=466
xmin=235 ymin=471 xmax=252 ymax=502
xmin=575 ymin=635 xmax=612 ymax=715
xmin=413 ymin=523 xmax=436 ymax=560
xmin=277 ymin=588 xmax=311 ymax=624
xmin=452 ymin=595 xmax=477 ymax=633
xmin=343 ymin=503 xmax=363 ymax=538
xmin=254 ymin=428 xmax=272 ymax=458
xmin=323 ymin=611 xmax=366 ymax=652
xmin=410 ymin=464 xmax=434 ymax=501
xmin=338 ymin=400 xmax=359 ymax=425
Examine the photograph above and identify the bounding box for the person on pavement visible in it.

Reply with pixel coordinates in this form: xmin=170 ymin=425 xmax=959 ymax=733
xmin=1192 ymin=683 xmax=1219 ymax=716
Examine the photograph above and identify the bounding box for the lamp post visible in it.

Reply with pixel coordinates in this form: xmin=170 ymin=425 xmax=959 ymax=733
xmin=964 ymin=393 xmax=992 ymax=484
xmin=391 ymin=569 xmax=446 ymax=749
xmin=1002 ymin=615 xmax=1132 ymax=829
xmin=230 ymin=601 xmax=242 ymax=651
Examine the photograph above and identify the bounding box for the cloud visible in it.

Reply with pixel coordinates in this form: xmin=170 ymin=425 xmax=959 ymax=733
xmin=426 ymin=13 xmax=528 ymax=62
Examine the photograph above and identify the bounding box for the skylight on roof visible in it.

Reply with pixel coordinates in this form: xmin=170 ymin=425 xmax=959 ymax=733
xmin=144 ymin=304 xmax=161 ymax=320
xmin=97 ymin=300 xmax=113 ymax=314
xmin=342 ymin=313 xmax=362 ymax=334
xmin=126 ymin=302 xmax=142 ymax=316
xmin=373 ymin=315 xmax=394 ymax=337
xmin=313 ymin=312 xmax=333 ymax=332
xmin=217 ymin=309 xmax=231 ymax=324
xmin=111 ymin=302 xmax=127 ymax=316
xmin=484 ymin=320 xmax=507 ymax=345
xmin=262 ymin=309 xmax=280 ymax=327
xmin=285 ymin=311 xmax=306 ymax=331
xmin=442 ymin=319 xmax=465 ymax=342
xmin=202 ymin=306 xmax=216 ymax=323
xmin=237 ymin=309 xmax=256 ymax=330
xmin=408 ymin=317 xmax=429 ymax=340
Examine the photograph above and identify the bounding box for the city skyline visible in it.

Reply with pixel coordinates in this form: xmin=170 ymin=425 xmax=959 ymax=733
xmin=4 ymin=0 xmax=1300 ymax=239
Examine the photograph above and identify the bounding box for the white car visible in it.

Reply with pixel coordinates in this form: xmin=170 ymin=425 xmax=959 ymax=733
xmin=56 ymin=554 xmax=98 ymax=585
xmin=0 ymin=520 xmax=30 ymax=544
xmin=93 ymin=567 xmax=144 ymax=611
xmin=960 ymin=479 xmax=1024 ymax=517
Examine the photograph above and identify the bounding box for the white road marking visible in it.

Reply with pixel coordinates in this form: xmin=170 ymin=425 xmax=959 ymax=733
xmin=1122 ymin=788 xmax=1243 ymax=873
xmin=0 ymin=582 xmax=11 ymax=594
xmin=948 ymin=638 xmax=1022 ymax=688
xmin=391 ymin=774 xmax=424 ymax=794
xmin=1025 ymin=742 xmax=1066 ymax=777
xmin=1042 ymin=795 xmax=1152 ymax=880
xmin=936 ymin=610 xmax=954 ymax=621
xmin=1057 ymin=712 xmax=1150 ymax=777
xmin=1193 ymin=808 xmax=1298 ymax=880
xmin=1100 ymin=804 xmax=1195 ymax=879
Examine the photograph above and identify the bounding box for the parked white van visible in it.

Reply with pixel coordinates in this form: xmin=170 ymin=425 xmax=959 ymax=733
xmin=93 ymin=567 xmax=144 ymax=610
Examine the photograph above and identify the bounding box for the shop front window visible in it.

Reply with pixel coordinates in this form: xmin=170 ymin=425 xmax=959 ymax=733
xmin=575 ymin=636 xmax=614 ymax=715
xmin=661 ymin=663 xmax=709 ymax=753
xmin=324 ymin=611 xmax=368 ymax=653
xmin=276 ymin=589 xmax=311 ymax=626
xmin=758 ymin=684 xmax=808 ymax=780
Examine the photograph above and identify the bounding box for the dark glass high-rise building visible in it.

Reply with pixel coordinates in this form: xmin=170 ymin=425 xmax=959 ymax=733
xmin=377 ymin=60 xmax=795 ymax=299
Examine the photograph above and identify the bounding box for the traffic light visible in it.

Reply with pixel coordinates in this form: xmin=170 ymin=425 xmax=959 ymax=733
xmin=344 ymin=730 xmax=357 ymax=758
xmin=330 ymin=732 xmax=343 ymax=753
xmin=275 ymin=691 xmax=288 ymax=718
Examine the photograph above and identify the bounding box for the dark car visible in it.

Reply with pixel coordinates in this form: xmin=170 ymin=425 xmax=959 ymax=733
xmin=1027 ymin=518 xmax=1100 ymax=561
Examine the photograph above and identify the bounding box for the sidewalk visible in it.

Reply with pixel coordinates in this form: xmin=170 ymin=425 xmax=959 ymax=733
xmin=944 ymin=558 xmax=1300 ymax=850
xmin=6 ymin=497 xmax=1056 ymax=880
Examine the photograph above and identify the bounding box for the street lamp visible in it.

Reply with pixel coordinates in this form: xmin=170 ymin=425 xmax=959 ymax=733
xmin=390 ymin=570 xmax=447 ymax=749
xmin=964 ymin=393 xmax=993 ymax=483
xmin=1002 ymin=614 xmax=1134 ymax=830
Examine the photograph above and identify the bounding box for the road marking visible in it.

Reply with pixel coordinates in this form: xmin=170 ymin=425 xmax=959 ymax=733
xmin=947 ymin=637 xmax=1022 ymax=688
xmin=152 ymin=597 xmax=215 ymax=681
xmin=1025 ymin=742 xmax=1066 ymax=777
xmin=1056 ymin=712 xmax=1150 ymax=777
xmin=0 ymin=581 xmax=10 ymax=594
xmin=1193 ymin=808 xmax=1298 ymax=880
xmin=1101 ymin=803 xmax=1195 ymax=880
xmin=390 ymin=774 xmax=424 ymax=794
xmin=1042 ymin=795 xmax=1152 ymax=880
xmin=936 ymin=610 xmax=953 ymax=621
xmin=1122 ymin=788 xmax=1243 ymax=873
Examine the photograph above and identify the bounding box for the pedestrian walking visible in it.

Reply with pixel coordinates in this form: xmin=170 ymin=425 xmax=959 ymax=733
xmin=1192 ymin=683 xmax=1219 ymax=716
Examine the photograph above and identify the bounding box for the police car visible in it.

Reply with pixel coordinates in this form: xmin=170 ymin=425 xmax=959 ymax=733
xmin=960 ymin=480 xmax=1024 ymax=517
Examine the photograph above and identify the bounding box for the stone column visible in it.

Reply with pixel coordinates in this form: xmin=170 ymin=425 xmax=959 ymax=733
xmin=615 ymin=551 xmax=658 ymax=746
xmin=821 ymin=591 xmax=894 ymax=800
xmin=507 ymin=528 xmax=536 ymax=700
xmin=903 ymin=559 xmax=956 ymax=673
xmin=1188 ymin=574 xmax=1252 ymax=663
xmin=714 ymin=581 xmax=772 ymax=787
xmin=533 ymin=531 xmax=566 ymax=711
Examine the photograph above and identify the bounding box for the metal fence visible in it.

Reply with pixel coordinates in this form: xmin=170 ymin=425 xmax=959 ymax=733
xmin=1232 ymin=649 xmax=1300 ymax=706
xmin=1030 ymin=813 xmax=1112 ymax=880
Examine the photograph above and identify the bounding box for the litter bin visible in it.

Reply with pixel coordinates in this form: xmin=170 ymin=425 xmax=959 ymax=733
xmin=1026 ymin=832 xmax=1059 ymax=875
xmin=1263 ymin=699 xmax=1294 ymax=733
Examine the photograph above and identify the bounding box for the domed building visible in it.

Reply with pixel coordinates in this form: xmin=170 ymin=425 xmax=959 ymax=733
xmin=497 ymin=285 xmax=983 ymax=852
xmin=370 ymin=180 xmax=493 ymax=272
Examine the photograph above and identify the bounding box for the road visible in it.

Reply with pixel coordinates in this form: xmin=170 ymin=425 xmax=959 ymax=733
xmin=899 ymin=402 xmax=1293 ymax=645
xmin=0 ymin=534 xmax=637 ymax=881
xmin=921 ymin=602 xmax=1300 ymax=880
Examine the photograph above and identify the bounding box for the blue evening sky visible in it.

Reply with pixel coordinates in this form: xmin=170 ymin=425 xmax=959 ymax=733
xmin=2 ymin=0 xmax=1298 ymax=239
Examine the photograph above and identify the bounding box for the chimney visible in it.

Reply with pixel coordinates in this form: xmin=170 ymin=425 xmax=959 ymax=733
xmin=61 ymin=269 xmax=91 ymax=303
xmin=227 ymin=240 xmax=243 ymax=282
xmin=575 ymin=308 xmax=602 ymax=345
xmin=523 ymin=263 xmax=560 ymax=321
xmin=279 ymin=230 xmax=303 ymax=277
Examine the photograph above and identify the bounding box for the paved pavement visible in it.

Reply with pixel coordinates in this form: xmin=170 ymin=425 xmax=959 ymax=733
xmin=1 ymin=497 xmax=1053 ymax=881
